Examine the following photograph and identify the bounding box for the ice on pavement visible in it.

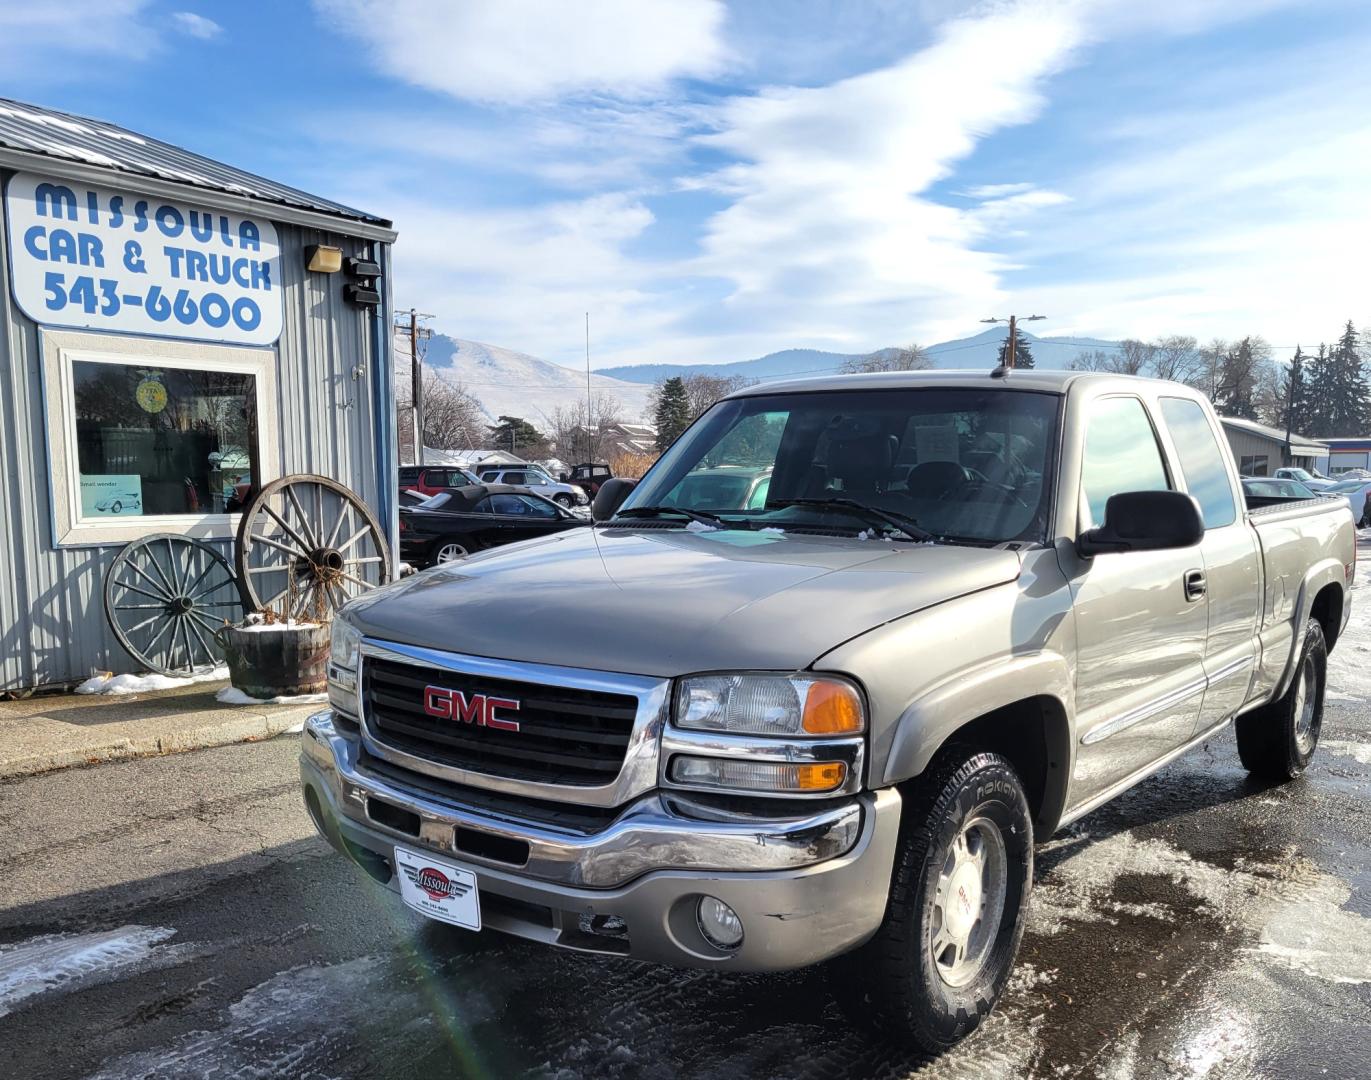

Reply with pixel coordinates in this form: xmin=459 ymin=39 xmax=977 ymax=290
xmin=75 ymin=667 xmax=228 ymax=695
xmin=0 ymin=926 xmax=184 ymax=1018
xmin=1326 ymin=547 xmax=1371 ymax=702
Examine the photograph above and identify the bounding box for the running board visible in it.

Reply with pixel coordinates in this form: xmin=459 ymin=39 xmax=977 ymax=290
xmin=1057 ymin=715 xmax=1233 ymax=830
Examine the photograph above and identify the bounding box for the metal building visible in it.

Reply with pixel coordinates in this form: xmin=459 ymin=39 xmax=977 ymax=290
xmin=1218 ymin=416 xmax=1326 ymax=477
xmin=0 ymin=97 xmax=397 ymax=692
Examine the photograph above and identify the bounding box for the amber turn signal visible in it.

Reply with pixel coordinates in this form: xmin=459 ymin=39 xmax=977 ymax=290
xmin=801 ymin=680 xmax=864 ymax=734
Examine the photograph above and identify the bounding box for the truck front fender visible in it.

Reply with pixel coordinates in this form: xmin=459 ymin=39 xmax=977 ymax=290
xmin=881 ymin=648 xmax=1074 ymax=789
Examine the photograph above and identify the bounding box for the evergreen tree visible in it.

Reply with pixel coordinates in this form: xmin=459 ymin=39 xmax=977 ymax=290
xmin=1213 ymin=337 xmax=1264 ymax=420
xmin=996 ymin=334 xmax=1035 ymax=368
xmin=1329 ymin=321 xmax=1370 ymax=435
xmin=653 ymin=376 xmax=691 ymax=451
xmin=487 ymin=415 xmax=545 ymax=454
xmin=1303 ymin=344 xmax=1335 ymax=435
xmin=1273 ymin=347 xmax=1310 ymax=434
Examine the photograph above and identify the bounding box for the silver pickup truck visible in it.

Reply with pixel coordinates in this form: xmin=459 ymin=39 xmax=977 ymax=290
xmin=301 ymin=369 xmax=1354 ymax=1051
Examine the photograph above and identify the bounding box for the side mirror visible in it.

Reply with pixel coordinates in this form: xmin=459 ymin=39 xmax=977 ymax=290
xmin=592 ymin=477 xmax=638 ymax=522
xmin=1077 ymin=490 xmax=1204 ymax=558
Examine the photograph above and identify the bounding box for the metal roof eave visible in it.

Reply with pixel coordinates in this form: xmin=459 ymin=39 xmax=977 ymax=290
xmin=0 ymin=146 xmax=398 ymax=244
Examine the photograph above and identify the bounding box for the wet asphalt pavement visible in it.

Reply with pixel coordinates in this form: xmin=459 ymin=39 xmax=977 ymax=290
xmin=4 ymin=662 xmax=1371 ymax=1077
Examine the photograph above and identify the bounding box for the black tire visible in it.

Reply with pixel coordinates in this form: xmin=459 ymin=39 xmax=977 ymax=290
xmin=553 ymin=493 xmax=574 ymax=508
xmin=111 ymin=501 xmax=122 ymax=514
xmin=831 ymin=750 xmax=1033 ymax=1050
xmin=1236 ymin=619 xmax=1326 ymax=780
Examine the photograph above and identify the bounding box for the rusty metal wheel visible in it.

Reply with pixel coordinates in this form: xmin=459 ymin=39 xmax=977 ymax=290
xmin=104 ymin=533 xmax=243 ymax=676
xmin=235 ymin=474 xmax=392 ymax=621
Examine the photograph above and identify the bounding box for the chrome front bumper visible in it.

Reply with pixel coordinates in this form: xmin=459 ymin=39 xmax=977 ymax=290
xmin=301 ymin=710 xmax=903 ymax=969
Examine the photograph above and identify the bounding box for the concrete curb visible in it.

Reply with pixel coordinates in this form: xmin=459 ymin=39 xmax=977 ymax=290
xmin=0 ymin=703 xmax=318 ymax=780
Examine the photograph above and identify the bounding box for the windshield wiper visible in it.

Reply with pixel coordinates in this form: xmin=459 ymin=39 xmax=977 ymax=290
xmin=768 ymin=498 xmax=936 ymax=542
xmin=612 ymin=505 xmax=745 ymax=530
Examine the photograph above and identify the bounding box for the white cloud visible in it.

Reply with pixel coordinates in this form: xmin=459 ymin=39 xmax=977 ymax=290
xmin=171 ymin=12 xmax=223 ymax=39
xmin=313 ymin=0 xmax=728 ymax=104
xmin=681 ymin=1 xmax=1089 ymax=350
xmin=0 ymin=1 xmax=157 ymax=67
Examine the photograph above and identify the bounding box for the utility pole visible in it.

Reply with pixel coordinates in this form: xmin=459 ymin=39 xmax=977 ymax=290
xmin=393 ymin=309 xmax=433 ymax=464
xmin=982 ymin=314 xmax=1046 ymax=370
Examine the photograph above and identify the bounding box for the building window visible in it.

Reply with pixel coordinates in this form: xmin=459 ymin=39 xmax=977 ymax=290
xmin=42 ymin=328 xmax=278 ymax=546
xmin=1239 ymin=454 xmax=1269 ymax=476
xmin=72 ymin=360 xmax=258 ymax=519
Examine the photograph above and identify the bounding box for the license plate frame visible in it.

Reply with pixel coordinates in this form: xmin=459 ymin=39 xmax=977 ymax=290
xmin=393 ymin=846 xmax=482 ymax=931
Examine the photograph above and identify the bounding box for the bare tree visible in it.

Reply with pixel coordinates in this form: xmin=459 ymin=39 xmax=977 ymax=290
xmin=646 ymin=372 xmax=754 ymax=430
xmin=1192 ymin=339 xmax=1228 ymax=399
xmin=840 ymin=344 xmax=933 ymax=374
xmin=396 ymin=368 xmax=488 ymax=459
xmin=1069 ymin=348 xmax=1125 ymax=373
xmin=1147 ymin=335 xmax=1200 ymax=383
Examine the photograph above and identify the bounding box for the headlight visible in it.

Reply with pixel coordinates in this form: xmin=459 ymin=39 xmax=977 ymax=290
xmin=330 ymin=616 xmax=362 ymax=671
xmin=674 ymin=674 xmax=864 ymax=737
xmin=328 ymin=617 xmax=363 ymax=719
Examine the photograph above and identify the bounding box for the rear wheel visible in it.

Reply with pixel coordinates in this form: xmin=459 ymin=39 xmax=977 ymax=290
xmin=831 ymin=750 xmax=1032 ymax=1050
xmin=431 ymin=539 xmax=469 ymax=567
xmin=1236 ymin=619 xmax=1326 ymax=779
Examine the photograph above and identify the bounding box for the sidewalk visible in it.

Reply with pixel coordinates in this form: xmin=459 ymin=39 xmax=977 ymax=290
xmin=0 ymin=680 xmax=319 ymax=779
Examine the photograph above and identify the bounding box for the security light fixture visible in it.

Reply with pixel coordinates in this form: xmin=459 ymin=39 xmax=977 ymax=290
xmin=345 ymin=256 xmax=382 ymax=278
xmin=305 ymin=244 xmax=343 ymax=273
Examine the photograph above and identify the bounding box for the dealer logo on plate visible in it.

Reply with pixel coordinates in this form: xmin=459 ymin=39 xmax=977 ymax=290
xmin=404 ymin=864 xmax=472 ymax=902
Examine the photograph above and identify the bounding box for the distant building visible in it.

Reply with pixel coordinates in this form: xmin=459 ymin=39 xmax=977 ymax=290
xmin=1314 ymin=437 xmax=1371 ymax=477
xmin=1218 ymin=416 xmax=1326 ymax=477
xmin=420 ymin=447 xmax=527 ymax=469
xmin=607 ymin=422 xmax=657 ymax=456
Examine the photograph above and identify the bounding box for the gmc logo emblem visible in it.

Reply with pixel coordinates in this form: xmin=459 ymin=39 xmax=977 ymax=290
xmin=422 ymin=685 xmax=521 ymax=732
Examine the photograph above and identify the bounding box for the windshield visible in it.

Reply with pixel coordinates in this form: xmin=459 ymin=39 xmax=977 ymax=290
xmin=1282 ymin=468 xmax=1312 ymax=481
xmin=624 ymin=388 xmax=1060 ymax=544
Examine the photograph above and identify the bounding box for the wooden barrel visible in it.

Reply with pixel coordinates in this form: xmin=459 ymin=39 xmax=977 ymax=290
xmin=215 ymin=623 xmax=330 ymax=698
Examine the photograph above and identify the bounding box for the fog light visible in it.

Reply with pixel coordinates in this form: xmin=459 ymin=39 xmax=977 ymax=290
xmin=697 ymin=896 xmax=743 ymax=950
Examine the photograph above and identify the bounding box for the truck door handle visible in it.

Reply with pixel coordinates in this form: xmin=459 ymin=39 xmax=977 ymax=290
xmin=1184 ymin=569 xmax=1206 ymax=601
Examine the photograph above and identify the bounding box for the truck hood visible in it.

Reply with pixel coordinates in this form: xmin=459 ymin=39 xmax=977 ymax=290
xmin=350 ymin=527 xmax=1023 ymax=677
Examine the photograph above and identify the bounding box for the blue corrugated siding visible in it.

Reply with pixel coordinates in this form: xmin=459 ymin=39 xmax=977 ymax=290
xmin=0 ymin=166 xmax=392 ymax=690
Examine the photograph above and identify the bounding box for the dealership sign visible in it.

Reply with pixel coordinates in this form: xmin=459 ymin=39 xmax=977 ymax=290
xmin=5 ymin=172 xmax=282 ymax=346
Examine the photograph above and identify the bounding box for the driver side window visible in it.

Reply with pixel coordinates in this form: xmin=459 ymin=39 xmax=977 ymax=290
xmin=1081 ymin=397 xmax=1171 ymax=528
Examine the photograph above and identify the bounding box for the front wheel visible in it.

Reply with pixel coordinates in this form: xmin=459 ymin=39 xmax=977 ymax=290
xmin=553 ymin=493 xmax=574 ymax=508
xmin=831 ymin=750 xmax=1033 ymax=1050
xmin=1236 ymin=619 xmax=1326 ymax=780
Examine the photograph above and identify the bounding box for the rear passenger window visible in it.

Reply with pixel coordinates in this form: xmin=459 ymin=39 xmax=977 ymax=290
xmin=1080 ymin=397 xmax=1170 ymax=527
xmin=1159 ymin=398 xmax=1237 ymax=528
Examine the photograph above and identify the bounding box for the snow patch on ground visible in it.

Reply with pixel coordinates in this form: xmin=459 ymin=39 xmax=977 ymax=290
xmin=214 ymin=686 xmax=328 ymax=707
xmin=1030 ymin=830 xmax=1371 ymax=987
xmin=1321 ymin=738 xmax=1371 ymax=765
xmin=87 ymin=957 xmax=411 ymax=1080
xmin=1326 ymin=555 xmax=1371 ymax=702
xmin=75 ymin=667 xmax=228 ymax=696
xmin=0 ymin=926 xmax=184 ymax=1018
xmin=1258 ymin=870 xmax=1371 ymax=983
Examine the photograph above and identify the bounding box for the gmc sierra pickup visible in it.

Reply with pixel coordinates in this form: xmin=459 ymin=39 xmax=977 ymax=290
xmin=301 ymin=369 xmax=1354 ymax=1051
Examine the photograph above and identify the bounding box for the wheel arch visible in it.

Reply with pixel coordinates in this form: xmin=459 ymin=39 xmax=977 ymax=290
xmin=881 ymin=652 xmax=1074 ymax=837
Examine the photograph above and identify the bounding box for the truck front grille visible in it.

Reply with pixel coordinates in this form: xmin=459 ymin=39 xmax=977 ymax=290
xmin=362 ymin=656 xmax=639 ymax=787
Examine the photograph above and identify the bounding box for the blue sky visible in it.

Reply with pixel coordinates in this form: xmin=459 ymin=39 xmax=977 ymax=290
xmin=3 ymin=0 xmax=1370 ymax=370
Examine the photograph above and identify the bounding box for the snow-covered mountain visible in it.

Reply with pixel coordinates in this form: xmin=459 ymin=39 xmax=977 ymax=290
xmin=600 ymin=329 xmax=1124 ymax=384
xmin=404 ymin=328 xmax=1125 ymax=431
xmin=401 ymin=335 xmax=654 ymax=425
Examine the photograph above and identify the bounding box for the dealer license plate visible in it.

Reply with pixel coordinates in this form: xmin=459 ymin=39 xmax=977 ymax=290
xmin=394 ymin=847 xmax=482 ymax=930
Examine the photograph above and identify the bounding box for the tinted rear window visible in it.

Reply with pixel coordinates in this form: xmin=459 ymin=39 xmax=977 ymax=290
xmin=1159 ymin=398 xmax=1237 ymax=528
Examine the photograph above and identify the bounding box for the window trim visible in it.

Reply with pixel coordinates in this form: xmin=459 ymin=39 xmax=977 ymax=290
xmin=40 ymin=328 xmax=279 ymax=548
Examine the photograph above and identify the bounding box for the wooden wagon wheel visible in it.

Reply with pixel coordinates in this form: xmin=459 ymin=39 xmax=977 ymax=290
xmin=235 ymin=474 xmax=392 ymax=621
xmin=104 ymin=534 xmax=243 ymax=676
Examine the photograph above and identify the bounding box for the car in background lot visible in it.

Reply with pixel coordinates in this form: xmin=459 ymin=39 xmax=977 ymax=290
xmin=398 ymin=484 xmax=589 ymax=566
xmin=477 ymin=466 xmax=588 ymax=508
xmin=1326 ymin=476 xmax=1371 ymax=526
xmin=1272 ymin=466 xmax=1337 ymax=491
xmin=566 ymin=462 xmax=614 ymax=498
xmin=398 ymin=465 xmax=481 ymax=497
xmin=1241 ymin=476 xmax=1318 ymax=502
xmin=662 ymin=464 xmax=772 ymax=511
